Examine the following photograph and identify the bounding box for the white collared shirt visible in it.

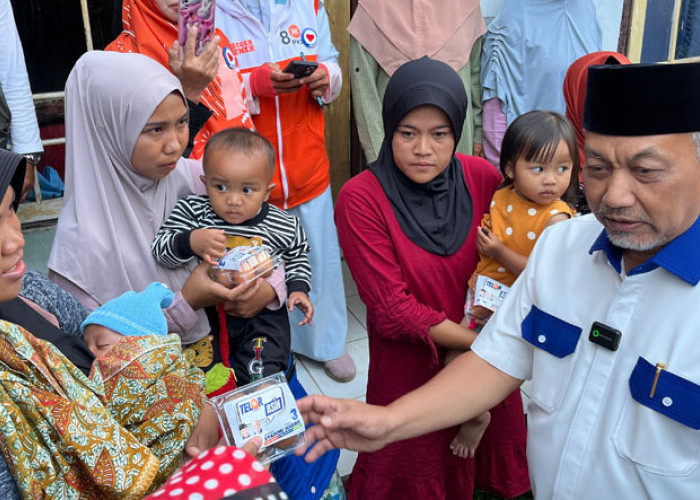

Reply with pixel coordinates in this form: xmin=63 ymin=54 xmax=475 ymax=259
xmin=472 ymin=214 xmax=700 ymax=499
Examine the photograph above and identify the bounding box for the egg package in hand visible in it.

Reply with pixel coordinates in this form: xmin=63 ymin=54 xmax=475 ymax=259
xmin=208 ymin=235 xmax=278 ymax=288
xmin=210 ymin=372 xmax=306 ymax=464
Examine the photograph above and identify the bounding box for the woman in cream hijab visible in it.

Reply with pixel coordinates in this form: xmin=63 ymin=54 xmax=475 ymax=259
xmin=49 ymin=51 xmax=280 ymax=343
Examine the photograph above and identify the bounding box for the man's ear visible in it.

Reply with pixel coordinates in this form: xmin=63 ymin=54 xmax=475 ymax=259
xmin=264 ymin=183 xmax=276 ymax=201
xmin=199 ymin=175 xmax=207 ymax=186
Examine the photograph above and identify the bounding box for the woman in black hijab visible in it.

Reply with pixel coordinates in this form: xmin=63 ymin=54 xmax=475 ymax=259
xmin=334 ymin=57 xmax=529 ymax=499
xmin=0 ymin=151 xmax=95 ymax=373
xmin=0 ymin=150 xmax=93 ymax=499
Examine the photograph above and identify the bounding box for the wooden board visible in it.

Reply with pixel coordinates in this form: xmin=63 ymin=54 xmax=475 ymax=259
xmin=323 ymin=0 xmax=351 ymax=200
xmin=17 ymin=198 xmax=63 ymax=228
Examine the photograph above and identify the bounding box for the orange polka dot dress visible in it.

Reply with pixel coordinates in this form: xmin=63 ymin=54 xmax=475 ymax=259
xmin=474 ymin=186 xmax=576 ymax=287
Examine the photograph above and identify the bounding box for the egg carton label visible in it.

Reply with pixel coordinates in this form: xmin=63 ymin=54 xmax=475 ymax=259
xmin=211 ymin=372 xmax=306 ymax=464
xmin=215 ymin=245 xmax=272 ymax=271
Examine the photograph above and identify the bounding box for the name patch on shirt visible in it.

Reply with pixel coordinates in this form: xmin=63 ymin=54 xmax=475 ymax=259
xmin=231 ymin=39 xmax=256 ymax=55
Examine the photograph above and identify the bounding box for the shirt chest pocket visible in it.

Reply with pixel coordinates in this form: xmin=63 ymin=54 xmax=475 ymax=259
xmin=521 ymin=305 xmax=582 ymax=413
xmin=612 ymin=357 xmax=700 ymax=475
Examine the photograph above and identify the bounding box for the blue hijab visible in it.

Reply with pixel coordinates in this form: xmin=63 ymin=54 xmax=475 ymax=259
xmin=482 ymin=0 xmax=602 ymax=124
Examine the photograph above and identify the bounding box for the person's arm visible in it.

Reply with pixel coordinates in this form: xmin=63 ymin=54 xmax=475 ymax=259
xmin=477 ymin=225 xmax=529 ymax=276
xmin=151 ymin=196 xmax=205 ymax=268
xmin=222 ymin=278 xmax=276 ymax=319
xmin=282 ymin=214 xmax=311 ymax=296
xmin=312 ymin=1 xmax=342 ymax=103
xmin=428 ymin=319 xmax=477 ymax=351
xmin=296 ymin=351 xmax=521 ymax=460
xmin=0 ymin=1 xmax=42 ymax=157
xmin=335 ymin=181 xmax=473 ymax=356
xmin=167 ymin=25 xmax=220 ymax=104
xmin=546 ymin=212 xmax=572 ymax=227
xmin=261 ymin=261 xmax=287 ymax=310
xmin=481 ymin=98 xmax=508 ymax=167
xmin=177 ymin=261 xmax=279 ymax=320
xmin=185 ymin=405 xmax=264 ymax=459
xmin=349 ymin=36 xmax=384 ymax=164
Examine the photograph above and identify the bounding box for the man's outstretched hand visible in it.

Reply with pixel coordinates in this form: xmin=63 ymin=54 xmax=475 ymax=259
xmin=294 ymin=395 xmax=393 ymax=462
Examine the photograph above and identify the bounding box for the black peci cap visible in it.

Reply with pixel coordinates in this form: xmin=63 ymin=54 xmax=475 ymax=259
xmin=583 ymin=61 xmax=700 ymax=136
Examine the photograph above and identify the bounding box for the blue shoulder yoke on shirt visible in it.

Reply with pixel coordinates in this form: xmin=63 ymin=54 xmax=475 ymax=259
xmin=588 ymin=215 xmax=700 ymax=285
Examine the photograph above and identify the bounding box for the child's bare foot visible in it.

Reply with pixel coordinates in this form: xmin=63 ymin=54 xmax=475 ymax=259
xmin=450 ymin=411 xmax=491 ymax=458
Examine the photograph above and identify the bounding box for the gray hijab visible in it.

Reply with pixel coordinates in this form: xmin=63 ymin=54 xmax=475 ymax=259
xmin=48 ymin=51 xmax=205 ymax=333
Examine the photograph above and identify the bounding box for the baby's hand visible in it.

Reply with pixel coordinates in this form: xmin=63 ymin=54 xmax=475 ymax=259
xmin=288 ymin=291 xmax=314 ymax=326
xmin=476 ymin=226 xmax=503 ymax=259
xmin=191 ymin=228 xmax=227 ymax=264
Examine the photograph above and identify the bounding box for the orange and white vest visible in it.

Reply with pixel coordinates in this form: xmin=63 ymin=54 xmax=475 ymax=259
xmin=216 ymin=0 xmax=341 ymax=209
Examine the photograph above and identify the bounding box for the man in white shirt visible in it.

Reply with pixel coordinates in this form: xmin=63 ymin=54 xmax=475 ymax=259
xmin=296 ymin=61 xmax=700 ymax=499
xmin=0 ymin=0 xmax=43 ymax=200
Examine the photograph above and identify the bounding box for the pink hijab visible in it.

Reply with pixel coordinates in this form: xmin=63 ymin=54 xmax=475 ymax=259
xmin=348 ymin=0 xmax=486 ymax=75
xmin=49 ymin=52 xmax=200 ymax=322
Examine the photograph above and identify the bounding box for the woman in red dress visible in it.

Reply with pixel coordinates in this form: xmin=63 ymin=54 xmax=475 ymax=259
xmin=335 ymin=57 xmax=530 ymax=499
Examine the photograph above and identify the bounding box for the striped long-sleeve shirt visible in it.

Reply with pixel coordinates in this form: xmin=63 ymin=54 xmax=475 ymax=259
xmin=152 ymin=195 xmax=311 ymax=294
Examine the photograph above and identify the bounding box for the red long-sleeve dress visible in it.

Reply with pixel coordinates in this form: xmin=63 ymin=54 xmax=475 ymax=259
xmin=335 ymin=154 xmax=530 ymax=499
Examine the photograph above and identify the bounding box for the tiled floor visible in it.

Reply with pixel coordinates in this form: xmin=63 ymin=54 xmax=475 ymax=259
xmin=294 ymin=260 xmax=368 ymax=478
xmin=22 ymin=225 xmax=530 ymax=480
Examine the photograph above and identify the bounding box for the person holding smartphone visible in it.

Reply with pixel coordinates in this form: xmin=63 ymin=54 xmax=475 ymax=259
xmin=107 ymin=0 xmax=254 ymax=160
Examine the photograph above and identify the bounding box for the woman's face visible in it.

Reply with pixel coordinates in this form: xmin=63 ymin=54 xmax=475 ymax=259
xmin=391 ymin=105 xmax=455 ymax=184
xmin=155 ymin=0 xmax=179 ymax=23
xmin=0 ymin=186 xmax=25 ymax=302
xmin=130 ymin=92 xmax=189 ymax=180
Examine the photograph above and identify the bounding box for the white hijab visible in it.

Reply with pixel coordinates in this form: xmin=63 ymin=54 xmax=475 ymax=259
xmin=49 ymin=51 xmax=198 ymax=311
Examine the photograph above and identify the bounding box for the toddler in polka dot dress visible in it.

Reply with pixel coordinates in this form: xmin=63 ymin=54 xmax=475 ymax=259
xmin=467 ymin=110 xmax=579 ymax=327
xmin=449 ymin=110 xmax=579 ymax=460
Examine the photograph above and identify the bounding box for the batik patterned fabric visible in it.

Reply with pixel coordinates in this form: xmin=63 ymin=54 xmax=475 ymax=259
xmin=0 ymin=321 xmax=205 ymax=498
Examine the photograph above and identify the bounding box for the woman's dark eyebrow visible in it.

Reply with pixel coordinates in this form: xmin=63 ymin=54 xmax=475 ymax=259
xmin=143 ymin=110 xmax=190 ymax=128
xmin=396 ymin=124 xmax=451 ymax=130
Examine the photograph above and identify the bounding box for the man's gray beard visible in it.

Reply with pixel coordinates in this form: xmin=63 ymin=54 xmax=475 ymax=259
xmin=605 ymin=229 xmax=668 ymax=252
xmin=594 ymin=207 xmax=668 ymax=252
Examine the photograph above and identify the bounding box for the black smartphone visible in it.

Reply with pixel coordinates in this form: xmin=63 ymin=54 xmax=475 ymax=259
xmin=282 ymin=60 xmax=318 ymax=79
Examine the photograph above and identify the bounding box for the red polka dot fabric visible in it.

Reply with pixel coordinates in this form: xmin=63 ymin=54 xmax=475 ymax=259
xmin=145 ymin=446 xmax=280 ymax=499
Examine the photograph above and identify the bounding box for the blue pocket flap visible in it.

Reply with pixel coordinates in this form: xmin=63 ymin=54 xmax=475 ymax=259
xmin=521 ymin=305 xmax=582 ymax=358
xmin=629 ymin=357 xmax=700 ymax=430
